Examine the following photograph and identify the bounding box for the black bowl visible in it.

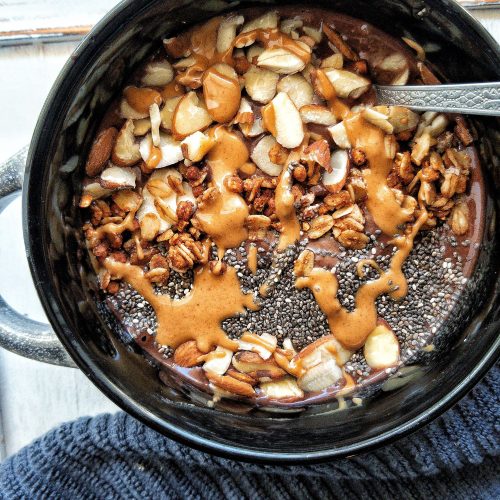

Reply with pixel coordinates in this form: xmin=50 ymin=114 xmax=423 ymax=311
xmin=20 ymin=0 xmax=500 ymax=462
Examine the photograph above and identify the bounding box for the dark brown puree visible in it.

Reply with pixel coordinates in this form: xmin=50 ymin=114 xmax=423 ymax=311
xmin=100 ymin=6 xmax=485 ymax=406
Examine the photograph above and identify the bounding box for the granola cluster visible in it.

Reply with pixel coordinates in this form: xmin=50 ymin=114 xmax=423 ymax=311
xmin=80 ymin=10 xmax=476 ymax=401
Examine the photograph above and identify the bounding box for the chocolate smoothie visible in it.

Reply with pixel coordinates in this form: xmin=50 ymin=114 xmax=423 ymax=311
xmin=80 ymin=7 xmax=484 ymax=408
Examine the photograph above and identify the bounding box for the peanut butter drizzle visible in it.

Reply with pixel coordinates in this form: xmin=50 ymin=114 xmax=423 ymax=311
xmin=313 ymin=69 xmax=350 ymax=120
xmin=94 ymin=211 xmax=136 ymax=240
xmin=248 ymin=244 xmax=258 ymax=274
xmin=275 ymin=152 xmax=301 ymax=251
xmin=194 ymin=127 xmax=250 ymax=252
xmin=105 ymin=258 xmax=259 ymax=352
xmin=344 ymin=114 xmax=411 ymax=235
xmin=173 ymin=17 xmax=311 ymax=88
xmin=296 ymin=211 xmax=428 ymax=350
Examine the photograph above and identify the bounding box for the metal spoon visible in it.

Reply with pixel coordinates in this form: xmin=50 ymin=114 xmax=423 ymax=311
xmin=374 ymin=82 xmax=500 ymax=116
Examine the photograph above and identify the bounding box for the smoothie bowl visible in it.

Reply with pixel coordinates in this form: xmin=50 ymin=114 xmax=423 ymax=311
xmin=0 ymin=0 xmax=498 ymax=462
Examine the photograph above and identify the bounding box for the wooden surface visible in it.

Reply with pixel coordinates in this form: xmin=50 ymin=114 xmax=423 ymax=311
xmin=0 ymin=6 xmax=498 ymax=461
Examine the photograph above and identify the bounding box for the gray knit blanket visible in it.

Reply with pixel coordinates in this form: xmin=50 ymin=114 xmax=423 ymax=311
xmin=0 ymin=366 xmax=498 ymax=499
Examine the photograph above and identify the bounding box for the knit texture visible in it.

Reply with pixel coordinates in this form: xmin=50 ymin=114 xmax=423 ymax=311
xmin=1 ymin=366 xmax=498 ymax=499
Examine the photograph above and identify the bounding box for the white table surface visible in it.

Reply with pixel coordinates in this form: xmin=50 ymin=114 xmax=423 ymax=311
xmin=0 ymin=7 xmax=498 ymax=461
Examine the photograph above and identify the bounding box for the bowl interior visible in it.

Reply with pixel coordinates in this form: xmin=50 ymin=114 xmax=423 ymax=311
xmin=23 ymin=0 xmax=500 ymax=461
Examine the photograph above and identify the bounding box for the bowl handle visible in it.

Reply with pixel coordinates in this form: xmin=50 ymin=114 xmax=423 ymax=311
xmin=0 ymin=147 xmax=76 ymax=367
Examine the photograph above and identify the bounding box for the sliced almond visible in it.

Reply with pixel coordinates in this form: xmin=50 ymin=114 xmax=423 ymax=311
xmin=378 ymin=52 xmax=409 ymax=85
xmin=298 ymin=358 xmax=342 ymax=392
xmin=323 ymin=150 xmax=349 ymax=193
xmin=362 ymin=108 xmax=394 ymax=135
xmin=149 ymin=103 xmax=161 ymax=147
xmin=232 ymin=351 xmax=285 ymax=379
xmin=320 ymin=53 xmax=344 ymax=70
xmin=207 ymin=372 xmax=255 ymax=398
xmin=277 ymin=74 xmax=314 ymax=110
xmin=241 ymin=11 xmax=279 ymax=33
xmin=202 ymin=63 xmax=241 ymax=123
xmin=373 ymin=106 xmax=419 ymax=134
xmin=112 ymin=120 xmax=141 ymax=167
xmin=100 ymin=165 xmax=136 ymax=190
xmin=81 ymin=181 xmax=112 ymax=203
xmin=300 ymin=104 xmax=336 ymax=126
xmin=173 ymin=340 xmax=204 ymax=367
xmin=160 ymin=96 xmax=182 ymax=131
xmin=85 ymin=127 xmax=118 ymax=177
xmin=142 ymin=60 xmax=174 ymax=86
xmin=244 ymin=66 xmax=279 ymax=104
xmin=261 ymin=377 xmax=304 ymax=399
xmin=257 ymin=47 xmax=306 ymax=74
xmin=323 ymin=68 xmax=371 ymax=99
xmin=250 ymin=135 xmax=283 ymax=176
xmin=328 ymin=122 xmax=351 ymax=149
xmin=124 ymin=86 xmax=162 ymax=115
xmin=181 ymin=131 xmax=215 ymax=162
xmin=411 ymin=131 xmax=431 ymax=166
xmin=216 ymin=14 xmax=244 ymax=53
xmin=171 ymin=91 xmax=212 ymax=140
xmin=263 ymin=92 xmax=304 ymax=149
xmin=137 ymin=187 xmax=171 ymax=235
xmin=364 ymin=324 xmax=400 ymax=370
xmin=203 ymin=346 xmax=233 ymax=375
xmin=322 ymin=24 xmax=359 ymax=61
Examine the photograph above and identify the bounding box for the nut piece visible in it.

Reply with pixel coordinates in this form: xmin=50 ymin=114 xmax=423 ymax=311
xmin=250 ymin=135 xmax=283 ymax=176
xmin=160 ymin=96 xmax=182 ymax=131
xmin=120 ymin=99 xmax=149 ymax=119
xmin=262 ymin=92 xmax=304 ymax=149
xmin=139 ymin=134 xmax=183 ymax=168
xmin=142 ymin=60 xmax=174 ymax=86
xmin=300 ymin=105 xmax=336 ymax=126
xmin=260 ymin=377 xmax=304 ymax=399
xmin=203 ymin=346 xmax=233 ymax=375
xmin=181 ymin=131 xmax=215 ymax=161
xmin=123 ymin=86 xmax=162 ymax=115
xmin=171 ymin=91 xmax=213 ymax=139
xmin=323 ymin=150 xmax=349 ymax=193
xmin=232 ymin=351 xmax=285 ymax=380
xmin=373 ymin=106 xmax=419 ymax=134
xmin=112 ymin=189 xmax=142 ymax=212
xmin=280 ymin=17 xmax=303 ymax=36
xmin=112 ymin=120 xmax=141 ymax=167
xmin=133 ymin=119 xmax=151 ymax=136
xmin=363 ymin=324 xmax=400 ymax=370
xmin=336 ymin=229 xmax=369 ymax=249
xmin=85 ymin=127 xmax=118 ymax=177
xmin=202 ymin=64 xmax=241 ymax=123
xmin=328 ymin=122 xmax=351 ymax=149
xmin=277 ymin=74 xmax=314 ymax=109
xmin=241 ymin=11 xmax=278 ymax=33
xmin=323 ymin=69 xmax=371 ymax=99
xmin=294 ymin=249 xmax=315 ymax=277
xmin=362 ymin=108 xmax=394 ymax=135
xmin=257 ymin=47 xmax=307 ymax=74
xmin=216 ymin=14 xmax=244 ymax=53
xmin=174 ymin=340 xmax=204 ymax=367
xmin=244 ymin=66 xmax=279 ymax=104
xmin=100 ymin=166 xmax=136 ymax=190
xmin=320 ymin=53 xmax=343 ymax=70
xmin=206 ymin=372 xmax=256 ymax=398
xmin=308 ymin=215 xmax=334 ymax=239
xmin=450 ymin=199 xmax=469 ymax=236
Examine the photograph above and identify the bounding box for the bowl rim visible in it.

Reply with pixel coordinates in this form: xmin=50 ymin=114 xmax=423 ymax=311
xmin=23 ymin=0 xmax=500 ymax=463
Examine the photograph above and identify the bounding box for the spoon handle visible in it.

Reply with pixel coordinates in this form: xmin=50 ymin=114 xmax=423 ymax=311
xmin=374 ymin=82 xmax=500 ymax=116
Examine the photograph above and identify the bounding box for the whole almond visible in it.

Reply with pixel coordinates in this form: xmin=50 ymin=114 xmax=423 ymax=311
xmin=173 ymin=340 xmax=204 ymax=367
xmin=85 ymin=127 xmax=118 ymax=177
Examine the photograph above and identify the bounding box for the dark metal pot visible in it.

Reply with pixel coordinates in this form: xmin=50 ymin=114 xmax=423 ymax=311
xmin=0 ymin=0 xmax=498 ymax=463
